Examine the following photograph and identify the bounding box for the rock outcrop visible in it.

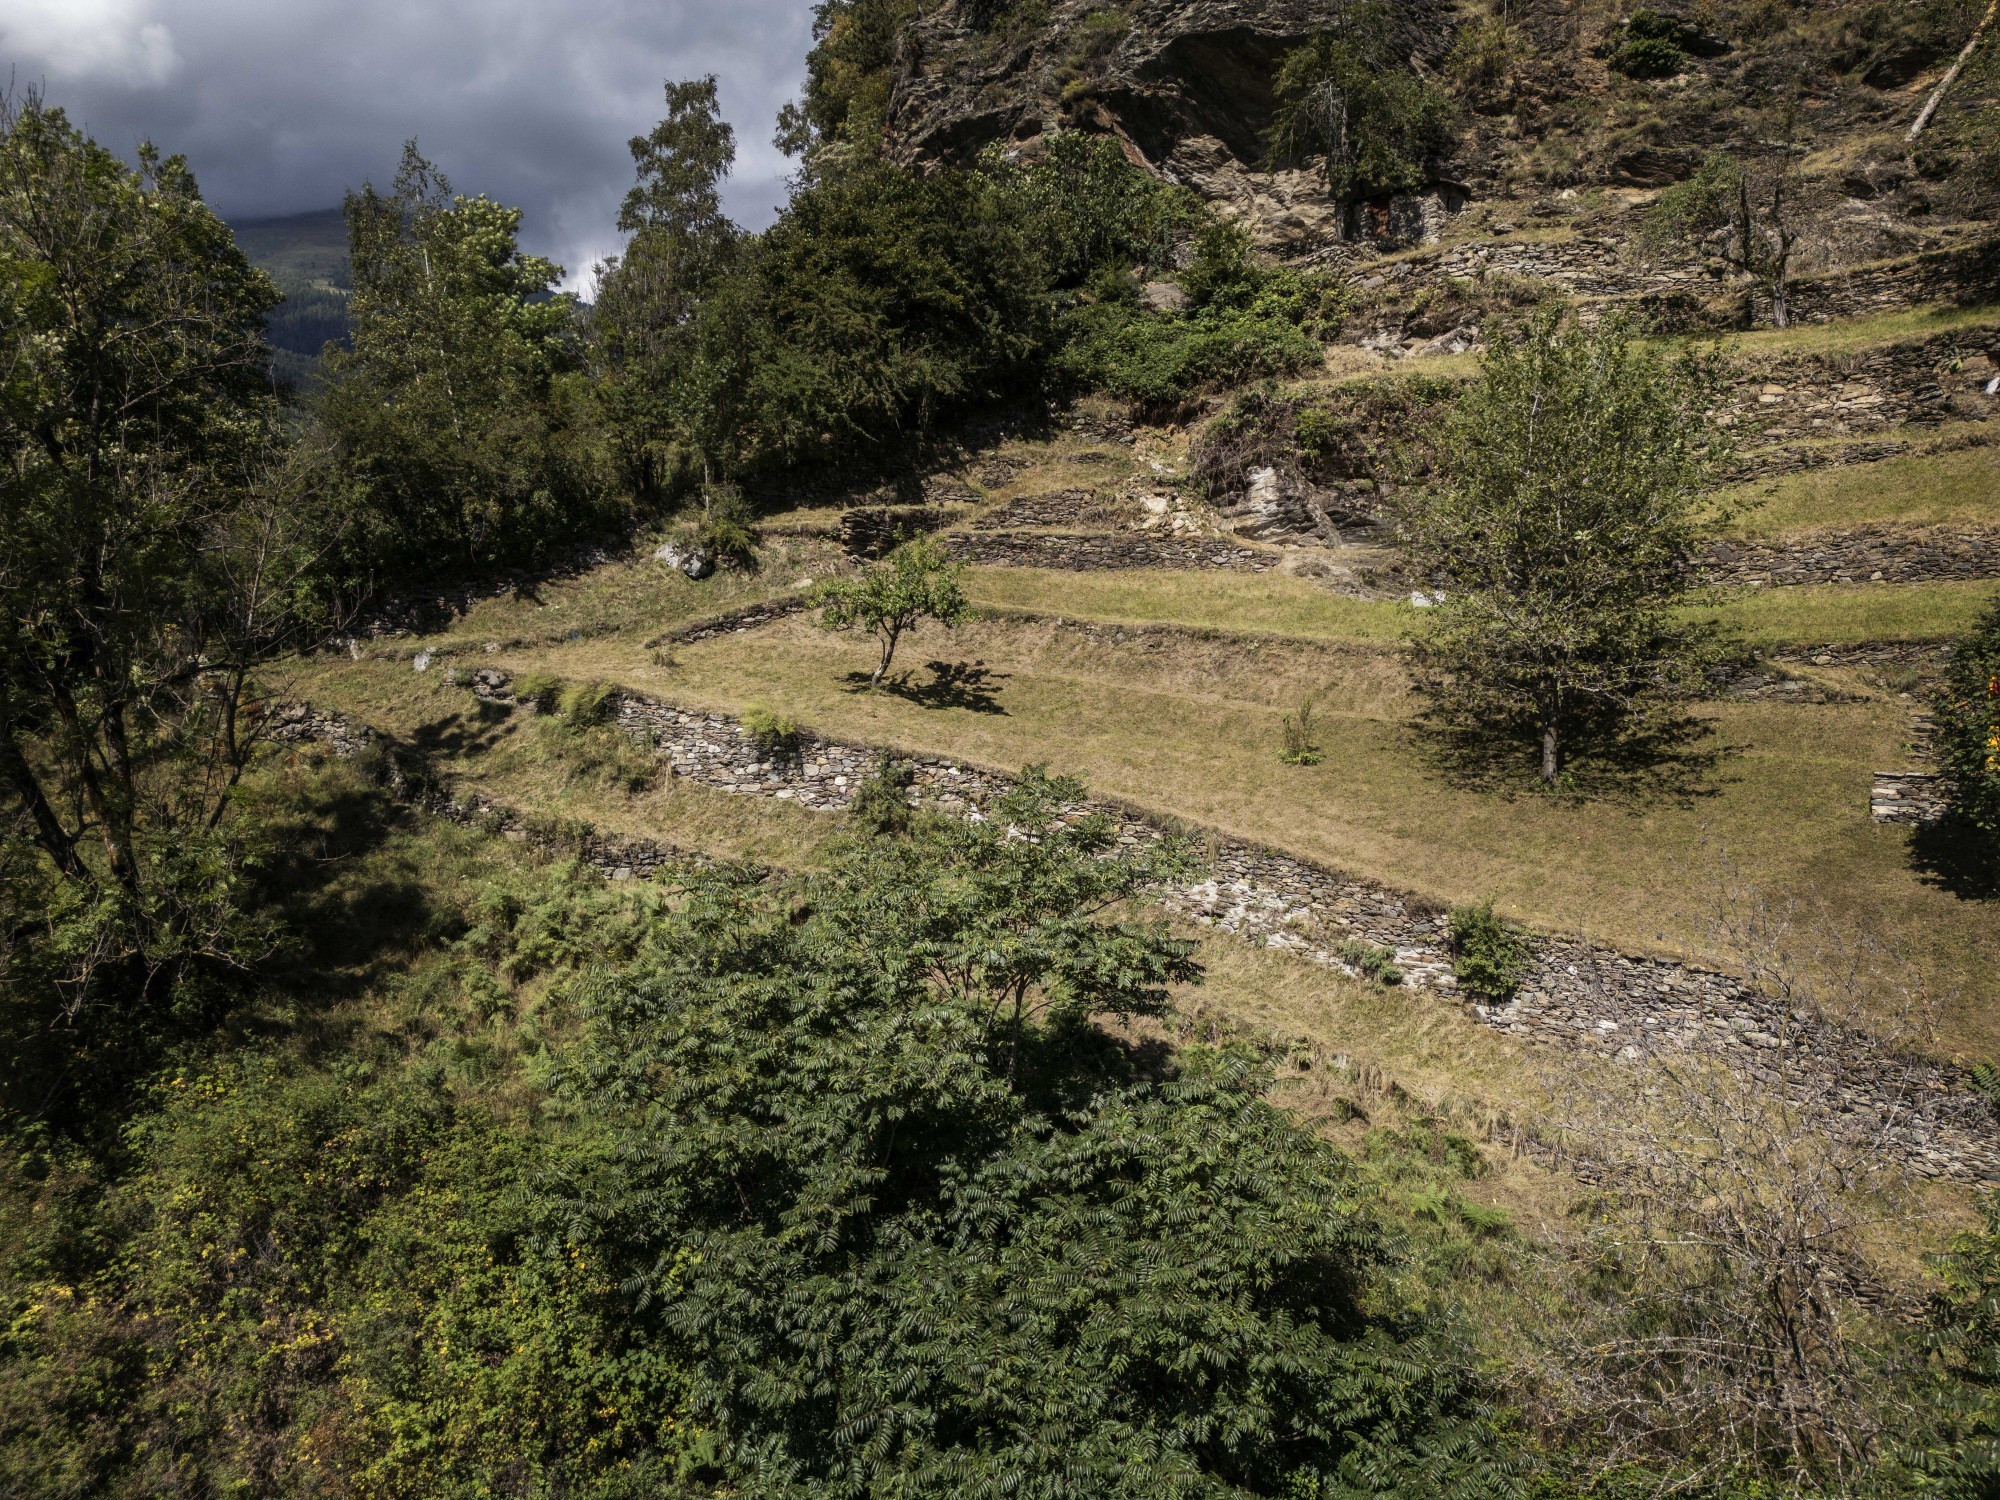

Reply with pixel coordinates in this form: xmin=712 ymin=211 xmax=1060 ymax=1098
xmin=882 ymin=0 xmax=1459 ymax=252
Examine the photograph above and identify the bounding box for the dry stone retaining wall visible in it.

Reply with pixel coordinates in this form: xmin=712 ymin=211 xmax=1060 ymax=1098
xmin=1705 ymin=524 xmax=2000 ymax=587
xmin=589 ymin=684 xmax=2000 ymax=1183
xmin=276 ymin=684 xmax=2000 ymax=1182
xmin=947 ymin=532 xmax=1276 ymax=572
xmin=971 ymin=490 xmax=1139 ymax=530
xmin=1356 ymin=239 xmax=2000 ymax=328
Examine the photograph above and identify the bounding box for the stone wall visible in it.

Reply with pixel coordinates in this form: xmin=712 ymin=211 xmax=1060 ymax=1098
xmin=1732 ymin=331 xmax=1998 ymax=440
xmin=1872 ymin=771 xmax=1951 ymax=825
xmin=947 ymin=532 xmax=1276 ymax=572
xmin=348 ymin=544 xmax=624 ymax=639
xmin=657 ymin=598 xmax=811 ymax=647
xmin=1354 ymin=238 xmax=2000 ymax=329
xmin=279 ymin=682 xmax=2000 ymax=1182
xmin=571 ymin=682 xmax=2000 ymax=1181
xmin=971 ymin=489 xmax=1139 ymax=530
xmin=1779 ymin=242 xmax=2000 ymax=326
xmin=1705 ymin=524 xmax=2000 ymax=587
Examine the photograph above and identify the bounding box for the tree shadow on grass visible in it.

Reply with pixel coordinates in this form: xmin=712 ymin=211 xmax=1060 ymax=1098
xmin=1909 ymin=816 xmax=2000 ymax=901
xmin=1409 ymin=708 xmax=1740 ymax=808
xmin=406 ymin=699 xmax=514 ymax=761
xmin=848 ymin=660 xmax=1011 ymax=714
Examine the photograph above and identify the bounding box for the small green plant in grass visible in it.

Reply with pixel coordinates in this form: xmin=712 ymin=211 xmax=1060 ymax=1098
xmin=693 ymin=484 xmax=758 ymax=566
xmin=848 ymin=752 xmax=918 ymax=836
xmin=1339 ymin=938 xmax=1403 ymax=986
xmin=1280 ymin=697 xmax=1324 ymax=766
xmin=1447 ymin=901 xmax=1530 ymax=1002
xmin=742 ymin=703 xmax=801 ymax=756
xmin=512 ymin=671 xmax=563 ymax=714
xmin=556 ymin=680 xmax=617 ymax=729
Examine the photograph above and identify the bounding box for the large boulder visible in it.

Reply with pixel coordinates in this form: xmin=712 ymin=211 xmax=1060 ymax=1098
xmin=655 ymin=538 xmax=716 ymax=581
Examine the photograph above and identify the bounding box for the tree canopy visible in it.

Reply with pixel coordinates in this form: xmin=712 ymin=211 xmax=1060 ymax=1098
xmin=1396 ymin=312 xmax=1734 ymax=787
xmin=552 ymin=774 xmax=1514 ymax=1497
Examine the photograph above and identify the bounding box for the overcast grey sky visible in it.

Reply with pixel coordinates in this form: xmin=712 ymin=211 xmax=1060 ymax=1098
xmin=2 ymin=0 xmax=815 ymax=287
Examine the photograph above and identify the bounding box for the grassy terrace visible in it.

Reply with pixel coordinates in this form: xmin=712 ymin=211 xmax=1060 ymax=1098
xmin=389 ymin=595 xmax=2000 ymax=1060
xmin=1302 ymin=303 xmax=2000 ymax=393
xmin=966 ymin=567 xmax=1997 ymax=647
xmin=1720 ymin=441 xmax=2000 ymax=536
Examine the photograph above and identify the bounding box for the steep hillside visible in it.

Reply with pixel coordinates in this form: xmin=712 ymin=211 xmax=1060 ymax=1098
xmin=231 ymin=206 xmax=352 ymax=386
xmin=807 ymin=0 xmax=1999 ymax=268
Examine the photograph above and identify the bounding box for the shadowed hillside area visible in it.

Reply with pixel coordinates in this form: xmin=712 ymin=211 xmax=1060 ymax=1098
xmin=5 ymin=2 xmax=2000 ymax=1493
xmin=230 ymin=205 xmax=352 ymax=387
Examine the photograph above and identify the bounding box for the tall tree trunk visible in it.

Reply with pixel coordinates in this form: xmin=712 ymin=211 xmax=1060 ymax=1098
xmin=1908 ymin=0 xmax=1998 ymax=142
xmin=1541 ymin=721 xmax=1561 ymax=784
xmin=0 ymin=724 xmax=86 ymax=879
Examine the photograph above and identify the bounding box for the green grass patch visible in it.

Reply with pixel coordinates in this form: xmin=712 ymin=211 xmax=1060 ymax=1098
xmin=964 ymin=567 xmax=1410 ymax=640
xmin=1721 ymin=444 xmax=2000 ymax=536
xmin=389 ymin=539 xmax=841 ymax=654
xmin=496 ymin=615 xmax=1999 ymax=1058
xmin=1713 ymin=580 xmax=2000 ymax=646
xmin=966 ymin=567 xmax=1995 ymax=650
xmin=1728 ymin=304 xmax=2000 ymax=361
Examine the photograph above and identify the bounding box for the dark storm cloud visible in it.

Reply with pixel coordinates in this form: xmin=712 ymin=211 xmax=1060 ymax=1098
xmin=2 ymin=0 xmax=815 ymax=284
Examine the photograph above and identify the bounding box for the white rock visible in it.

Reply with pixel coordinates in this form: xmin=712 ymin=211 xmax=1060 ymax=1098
xmin=412 ymin=650 xmax=433 ymax=672
xmin=654 ymin=539 xmax=716 ymax=581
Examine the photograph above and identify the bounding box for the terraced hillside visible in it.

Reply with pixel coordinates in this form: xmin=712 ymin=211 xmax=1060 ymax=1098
xmin=293 ymin=281 xmax=2000 ymax=1183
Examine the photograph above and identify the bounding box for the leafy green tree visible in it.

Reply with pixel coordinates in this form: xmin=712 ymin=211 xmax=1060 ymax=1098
xmin=319 ymin=143 xmax=606 ymax=577
xmin=1005 ymin=132 xmax=1203 ymax=289
xmin=1934 ymin=593 xmax=2000 ymax=844
xmin=0 ymin=93 xmax=331 ymax=1018
xmin=778 ymin=0 xmax=920 ymax=157
xmin=1269 ymin=2 xmax=1457 ymax=233
xmin=552 ymin=773 xmax=1515 ymax=1496
xmin=1396 ymin=312 xmax=1733 ymax=786
xmin=810 ymin=534 xmax=970 ymax=687
xmin=698 ymin=159 xmax=1052 ymax=480
xmin=595 ymin=76 xmax=743 ymax=497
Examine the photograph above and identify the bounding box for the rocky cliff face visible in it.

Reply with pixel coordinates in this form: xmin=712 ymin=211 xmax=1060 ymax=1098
xmin=864 ymin=0 xmax=1998 ymax=266
xmin=882 ymin=0 xmax=1458 ymax=252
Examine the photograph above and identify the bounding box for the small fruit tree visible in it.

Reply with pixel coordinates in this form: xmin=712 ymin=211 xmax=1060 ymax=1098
xmin=809 ymin=534 xmax=970 ymax=688
xmin=1936 ymin=593 xmax=2000 ymax=841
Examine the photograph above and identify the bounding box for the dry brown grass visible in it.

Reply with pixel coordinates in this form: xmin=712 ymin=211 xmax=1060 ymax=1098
xmin=467 ymin=609 xmax=1999 ymax=1058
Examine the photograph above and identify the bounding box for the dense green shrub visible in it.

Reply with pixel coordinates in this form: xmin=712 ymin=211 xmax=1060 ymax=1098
xmin=1340 ymin=939 xmax=1405 ymax=987
xmin=554 ymin=680 xmax=618 ymax=729
xmin=555 ymin=771 xmax=1516 ymax=1496
xmin=847 ymin=752 xmax=918 ymax=835
xmin=740 ymin=703 xmax=801 ymax=753
xmin=1056 ymin=300 xmax=1321 ymax=414
xmin=1004 ymin=132 xmax=1203 ymax=289
xmin=511 ymin=671 xmax=563 ymax=714
xmin=1935 ymin=593 xmax=2000 ymax=841
xmin=1447 ymin=902 xmax=1530 ymax=1002
xmin=1610 ymin=33 xmax=1688 ymax=77
xmin=1269 ymin=2 xmax=1458 ymax=212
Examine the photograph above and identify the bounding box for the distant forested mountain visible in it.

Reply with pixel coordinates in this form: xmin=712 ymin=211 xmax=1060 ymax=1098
xmin=231 ymin=207 xmax=350 ymax=388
